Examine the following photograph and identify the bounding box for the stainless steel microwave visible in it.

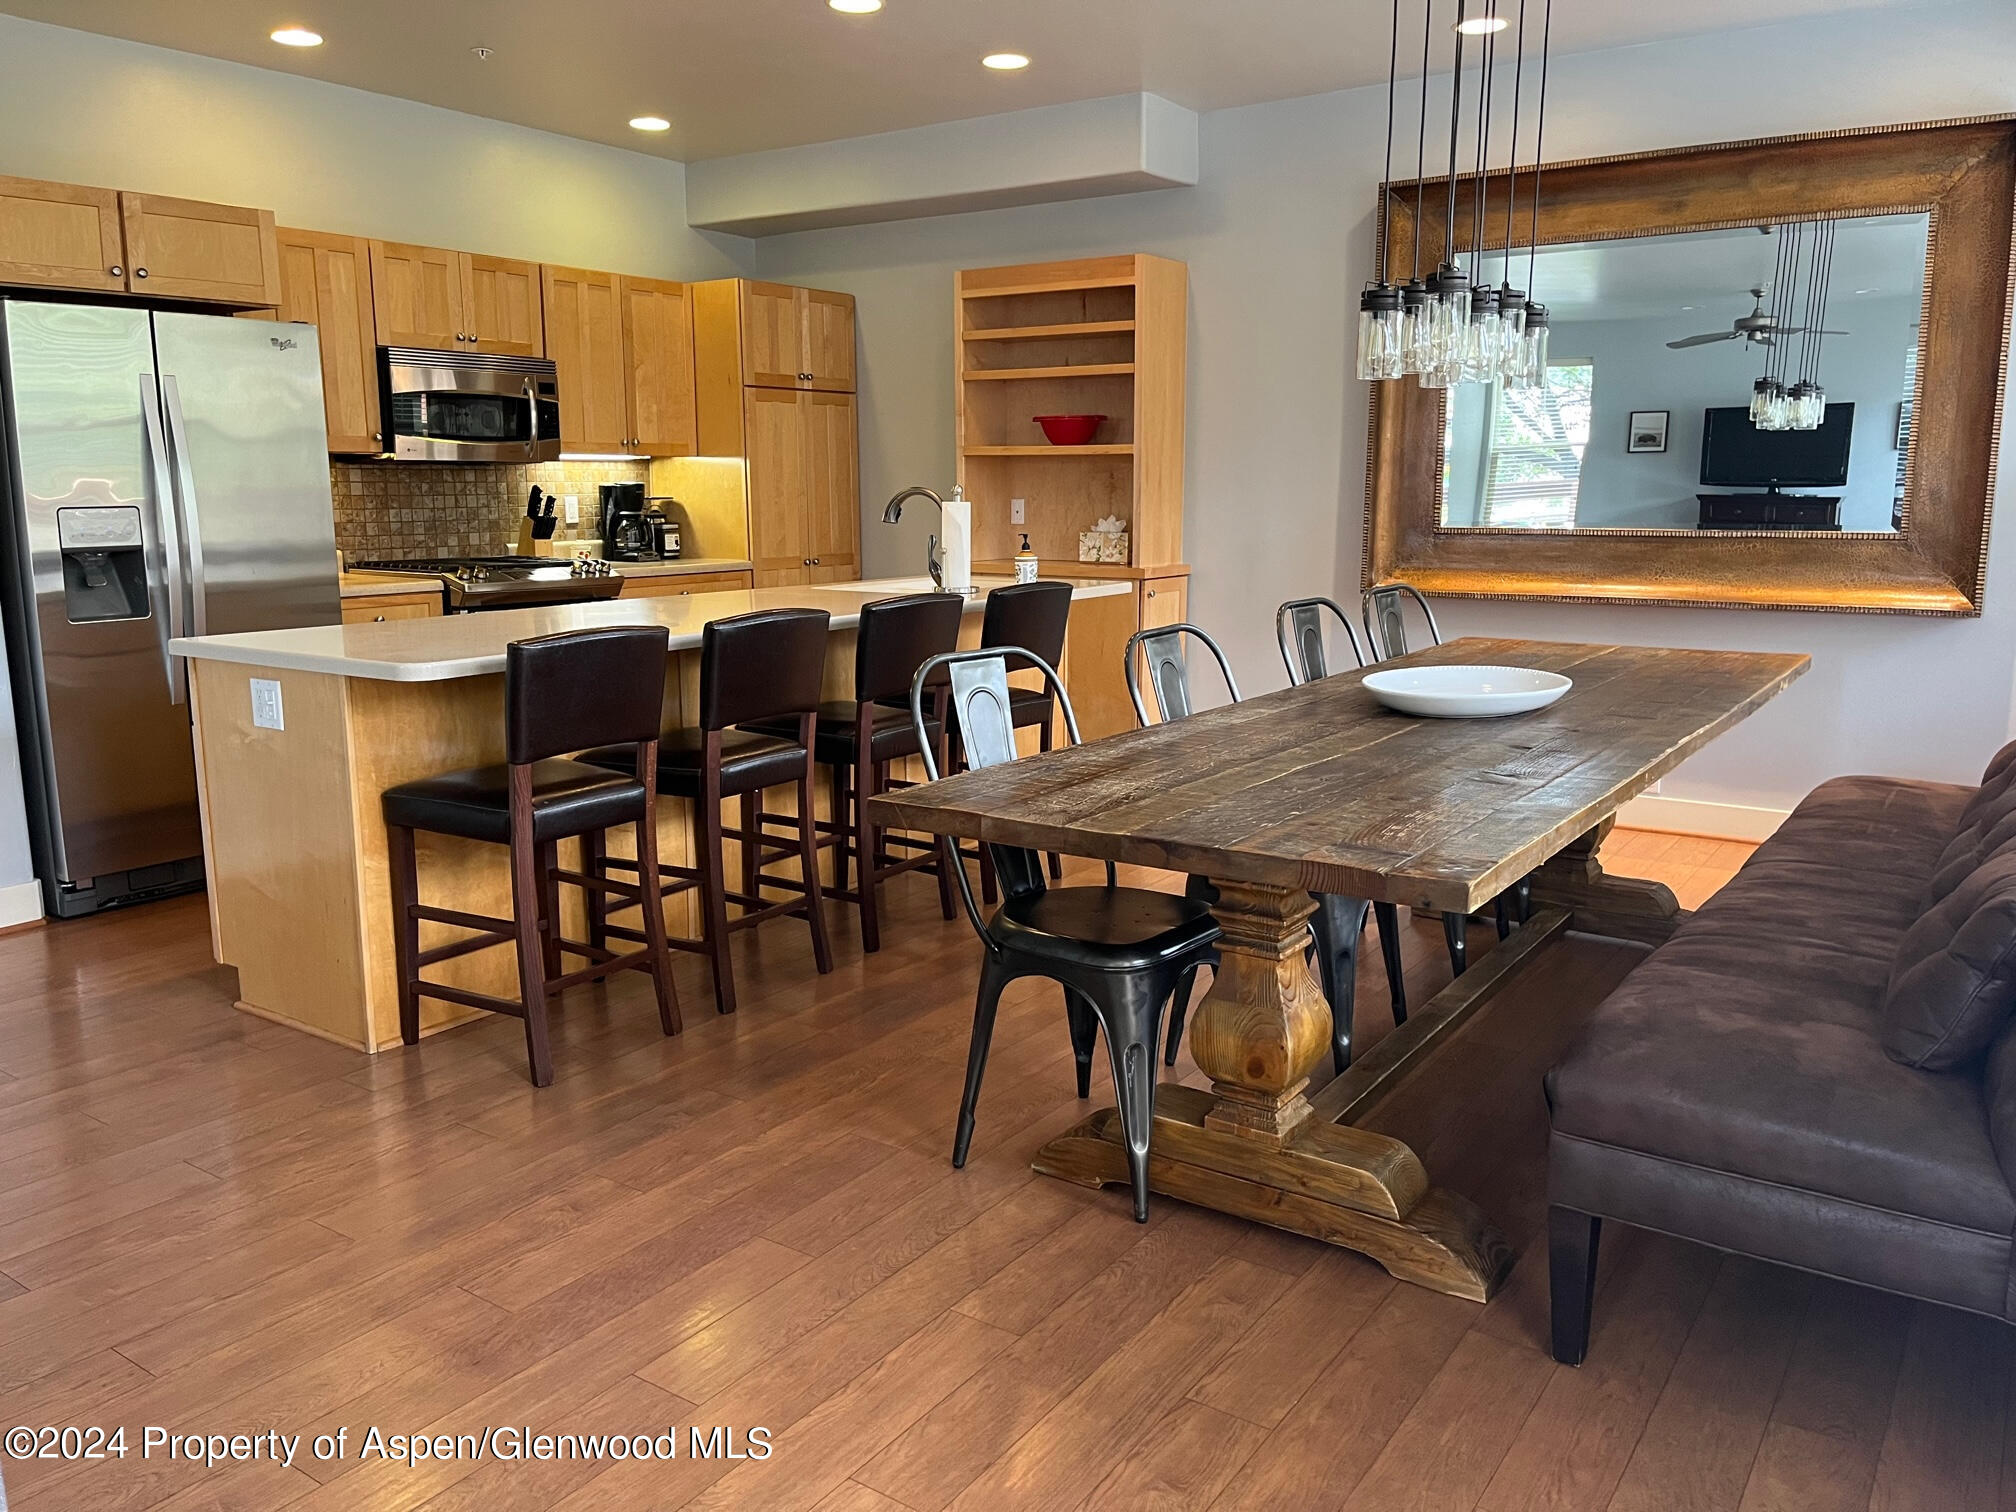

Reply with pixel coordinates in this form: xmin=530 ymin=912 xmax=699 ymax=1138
xmin=380 ymin=347 xmax=561 ymax=463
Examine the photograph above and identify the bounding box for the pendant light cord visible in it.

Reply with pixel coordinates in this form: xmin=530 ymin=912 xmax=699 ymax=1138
xmin=1376 ymin=0 xmax=1400 ymax=284
xmin=1471 ymin=0 xmax=1497 ymax=281
xmin=1524 ymin=0 xmax=1552 ymax=298
xmin=1446 ymin=0 xmax=1466 ymax=270
xmin=1503 ymin=0 xmax=1528 ymax=284
xmin=1812 ymin=219 xmax=1836 ymax=383
xmin=1412 ymin=0 xmax=1433 ymax=281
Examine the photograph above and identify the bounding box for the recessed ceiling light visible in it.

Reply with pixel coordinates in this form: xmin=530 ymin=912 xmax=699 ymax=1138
xmin=269 ymin=25 xmax=322 ymax=46
xmin=629 ymin=116 xmax=672 ymax=132
xmin=1854 ymin=287 xmax=1877 ymax=294
xmin=1453 ymin=16 xmax=1510 ymax=33
xmin=829 ymin=0 xmax=882 ymax=11
xmin=982 ymin=52 xmax=1030 ymax=70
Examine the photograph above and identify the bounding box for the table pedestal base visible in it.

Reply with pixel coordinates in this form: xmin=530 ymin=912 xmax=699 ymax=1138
xmin=1526 ymin=818 xmax=1686 ymax=947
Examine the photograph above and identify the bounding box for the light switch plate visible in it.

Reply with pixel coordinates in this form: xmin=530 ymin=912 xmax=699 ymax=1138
xmin=1010 ymin=497 xmax=1026 ymax=525
xmin=250 ymin=677 xmax=284 ymax=731
xmin=563 ymin=494 xmax=580 ymax=526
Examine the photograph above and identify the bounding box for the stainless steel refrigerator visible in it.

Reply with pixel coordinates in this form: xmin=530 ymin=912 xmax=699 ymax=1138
xmin=0 ymin=301 xmax=341 ymax=917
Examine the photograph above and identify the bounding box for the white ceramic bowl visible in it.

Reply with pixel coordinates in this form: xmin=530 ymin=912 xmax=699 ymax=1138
xmin=1362 ymin=664 xmax=1572 ymax=719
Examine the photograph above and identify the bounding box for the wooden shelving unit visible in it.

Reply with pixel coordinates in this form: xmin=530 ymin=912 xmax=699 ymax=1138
xmin=955 ymin=255 xmax=1188 ymax=579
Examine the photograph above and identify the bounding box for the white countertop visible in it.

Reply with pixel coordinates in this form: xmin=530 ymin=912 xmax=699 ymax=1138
xmin=173 ymin=577 xmax=1131 ymax=682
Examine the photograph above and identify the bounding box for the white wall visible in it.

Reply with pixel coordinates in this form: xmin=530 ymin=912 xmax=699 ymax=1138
xmin=755 ymin=0 xmax=2016 ymax=815
xmin=0 ymin=14 xmax=760 ymax=916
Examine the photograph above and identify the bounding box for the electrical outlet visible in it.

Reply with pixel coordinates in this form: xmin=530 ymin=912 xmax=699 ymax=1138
xmin=563 ymin=494 xmax=580 ymax=526
xmin=1010 ymin=497 xmax=1026 ymax=524
xmin=250 ymin=677 xmax=284 ymax=731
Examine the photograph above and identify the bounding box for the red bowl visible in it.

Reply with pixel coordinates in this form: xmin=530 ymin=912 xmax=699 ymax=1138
xmin=1033 ymin=414 xmax=1106 ymax=446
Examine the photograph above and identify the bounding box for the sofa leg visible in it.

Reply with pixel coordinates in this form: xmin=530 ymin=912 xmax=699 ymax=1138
xmin=1548 ymin=1206 xmax=1601 ymax=1366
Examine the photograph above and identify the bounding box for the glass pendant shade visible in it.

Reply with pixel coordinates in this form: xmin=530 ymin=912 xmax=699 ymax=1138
xmin=1749 ymin=377 xmax=1780 ymax=426
xmin=1496 ymin=287 xmax=1527 ymax=383
xmin=1461 ymin=286 xmax=1502 ymax=383
xmin=1356 ymin=283 xmax=1407 ymax=380
xmin=1400 ymin=279 xmax=1433 ymax=376
xmin=1422 ymin=264 xmax=1470 ymax=387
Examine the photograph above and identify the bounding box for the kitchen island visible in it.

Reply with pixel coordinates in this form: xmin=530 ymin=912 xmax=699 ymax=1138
xmin=171 ymin=577 xmax=1133 ymax=1052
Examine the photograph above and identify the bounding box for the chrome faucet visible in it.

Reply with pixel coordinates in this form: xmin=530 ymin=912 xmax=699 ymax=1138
xmin=882 ymin=484 xmax=968 ymax=591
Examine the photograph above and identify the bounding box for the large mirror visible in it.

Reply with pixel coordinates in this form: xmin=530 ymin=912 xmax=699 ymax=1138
xmin=1440 ymin=214 xmax=1927 ymax=536
xmin=1365 ymin=119 xmax=2016 ymax=616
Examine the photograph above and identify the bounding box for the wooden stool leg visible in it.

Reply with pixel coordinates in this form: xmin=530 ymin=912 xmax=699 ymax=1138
xmin=388 ymin=823 xmax=422 ymax=1047
xmin=584 ymin=828 xmax=608 ymax=951
xmin=631 ymin=773 xmax=682 ymax=1037
xmin=739 ymin=791 xmax=761 ymax=901
xmin=829 ymin=762 xmax=850 ymax=895
xmin=508 ymin=783 xmax=555 ymax=1087
xmin=700 ymin=777 xmax=737 ymax=1015
xmin=536 ymin=840 xmax=563 ymax=983
xmin=797 ymin=739 xmax=834 ymax=975
xmin=856 ymin=756 xmax=883 ymax=954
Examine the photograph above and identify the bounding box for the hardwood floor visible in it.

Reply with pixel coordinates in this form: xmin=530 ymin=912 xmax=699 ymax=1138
xmin=0 ymin=832 xmax=2007 ymax=1510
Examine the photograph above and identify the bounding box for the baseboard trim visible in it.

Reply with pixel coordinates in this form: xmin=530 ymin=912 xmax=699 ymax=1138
xmin=1616 ymin=794 xmax=1790 ymax=843
xmin=0 ymin=878 xmax=44 ymax=930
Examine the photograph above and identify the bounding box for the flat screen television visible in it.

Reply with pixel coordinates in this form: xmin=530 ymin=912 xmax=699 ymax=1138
xmin=1699 ymin=402 xmax=1855 ymax=488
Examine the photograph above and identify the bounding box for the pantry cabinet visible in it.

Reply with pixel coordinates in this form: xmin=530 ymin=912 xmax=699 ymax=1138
xmin=730 ymin=279 xmax=856 ymax=392
xmin=275 ymin=228 xmax=381 ymax=456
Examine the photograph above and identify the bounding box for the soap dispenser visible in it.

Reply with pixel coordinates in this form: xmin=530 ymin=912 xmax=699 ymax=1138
xmin=1014 ymin=533 xmax=1039 ymax=583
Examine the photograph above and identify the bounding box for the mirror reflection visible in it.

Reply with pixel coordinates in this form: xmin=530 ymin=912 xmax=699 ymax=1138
xmin=1439 ymin=212 xmax=1927 ymax=533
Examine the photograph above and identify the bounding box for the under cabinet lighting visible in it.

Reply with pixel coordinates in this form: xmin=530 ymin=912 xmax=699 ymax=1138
xmin=982 ymin=52 xmax=1030 ymax=70
xmin=270 ymin=26 xmax=323 ymax=46
xmin=559 ymin=453 xmax=649 ymax=462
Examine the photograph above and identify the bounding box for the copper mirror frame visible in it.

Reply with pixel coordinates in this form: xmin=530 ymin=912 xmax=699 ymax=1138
xmin=1363 ymin=117 xmax=2016 ymax=616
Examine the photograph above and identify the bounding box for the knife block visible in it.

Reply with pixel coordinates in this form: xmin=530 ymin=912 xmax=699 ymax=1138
xmin=514 ymin=523 xmax=567 ymax=557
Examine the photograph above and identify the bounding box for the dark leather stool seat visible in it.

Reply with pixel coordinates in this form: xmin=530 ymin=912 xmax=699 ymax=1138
xmin=995 ymin=887 xmax=1218 ymax=972
xmin=751 ymin=699 xmax=945 ymax=768
xmin=584 ymin=728 xmax=808 ymax=799
xmin=383 ymin=760 xmax=645 ymax=845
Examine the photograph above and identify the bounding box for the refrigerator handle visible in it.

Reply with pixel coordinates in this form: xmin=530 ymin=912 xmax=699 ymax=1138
xmin=139 ymin=374 xmax=188 ymax=705
xmin=160 ymin=377 xmax=208 ymax=639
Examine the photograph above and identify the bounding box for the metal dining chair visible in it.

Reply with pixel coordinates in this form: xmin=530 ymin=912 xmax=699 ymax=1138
xmin=1358 ymin=584 xmax=1531 ymax=968
xmin=1124 ymin=622 xmax=1402 ymax=1073
xmin=1362 ymin=582 xmax=1443 ymax=663
xmin=1276 ymin=596 xmax=1368 ymax=684
xmin=911 ymin=647 xmax=1220 ymax=1223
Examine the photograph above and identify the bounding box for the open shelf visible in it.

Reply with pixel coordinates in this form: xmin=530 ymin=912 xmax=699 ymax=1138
xmin=959 ymin=277 xmax=1137 ymax=299
xmin=961 ymin=320 xmax=1137 ymax=342
xmin=963 ymin=363 xmax=1135 ymax=382
xmin=962 ymin=444 xmax=1136 ymax=458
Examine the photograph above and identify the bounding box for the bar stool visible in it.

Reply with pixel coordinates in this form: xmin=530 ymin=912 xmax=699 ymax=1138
xmin=582 ymin=608 xmax=834 ymax=1015
xmin=911 ymin=646 xmax=1219 ymax=1222
xmin=383 ymin=626 xmax=680 ymax=1088
xmin=1126 ymin=620 xmax=1404 ymax=1074
xmin=750 ymin=592 xmax=964 ymax=953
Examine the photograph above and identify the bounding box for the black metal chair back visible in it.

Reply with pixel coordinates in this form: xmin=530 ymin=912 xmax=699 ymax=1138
xmin=1124 ymin=623 xmax=1241 ymax=727
xmin=1362 ymin=583 xmax=1442 ymax=663
xmin=698 ymin=608 xmax=830 ymax=729
xmin=505 ymin=626 xmax=669 ymax=765
xmin=1276 ymin=597 xmax=1366 ymax=686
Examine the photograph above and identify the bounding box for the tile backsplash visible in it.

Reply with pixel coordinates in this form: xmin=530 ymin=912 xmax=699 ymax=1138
xmin=330 ymin=460 xmax=650 ymax=561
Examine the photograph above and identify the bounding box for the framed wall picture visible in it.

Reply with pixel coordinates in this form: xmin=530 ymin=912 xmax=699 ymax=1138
xmin=1627 ymin=411 xmax=1670 ymax=453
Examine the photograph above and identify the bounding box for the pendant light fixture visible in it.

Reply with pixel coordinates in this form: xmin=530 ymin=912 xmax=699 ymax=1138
xmin=1400 ymin=0 xmax=1438 ymax=375
xmin=1356 ymin=0 xmax=1407 ymax=379
xmin=1788 ymin=217 xmax=1836 ymax=430
xmin=1494 ymin=0 xmax=1530 ymax=387
xmin=1509 ymin=0 xmax=1552 ymax=391
xmin=1459 ymin=0 xmax=1503 ymax=385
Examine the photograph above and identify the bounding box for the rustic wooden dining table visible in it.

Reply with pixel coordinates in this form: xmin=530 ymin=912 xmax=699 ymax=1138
xmin=869 ymin=637 xmax=1808 ymax=1301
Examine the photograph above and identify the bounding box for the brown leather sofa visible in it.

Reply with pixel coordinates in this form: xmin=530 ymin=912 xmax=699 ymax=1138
xmin=1546 ymin=745 xmax=2016 ymax=1364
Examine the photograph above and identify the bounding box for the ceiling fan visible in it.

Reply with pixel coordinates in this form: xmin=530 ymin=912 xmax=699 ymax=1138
xmin=1665 ymin=287 xmax=1847 ymax=349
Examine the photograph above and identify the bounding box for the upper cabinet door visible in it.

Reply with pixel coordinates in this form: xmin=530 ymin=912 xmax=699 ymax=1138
xmin=803 ymin=391 xmax=859 ymax=581
xmin=118 ymin=194 xmax=280 ymax=306
xmin=0 ymin=177 xmax=125 ymax=293
xmin=740 ymin=281 xmax=805 ymax=389
xmin=369 ymin=240 xmax=465 ymax=349
xmin=802 ymin=289 xmax=856 ymax=393
xmin=463 ymin=253 xmax=543 ymax=357
xmin=745 ymin=386 xmax=810 ymax=585
xmin=276 ymin=228 xmax=381 ymax=456
xmin=620 ymin=276 xmax=697 ymax=457
xmin=543 ymin=264 xmax=627 ymax=454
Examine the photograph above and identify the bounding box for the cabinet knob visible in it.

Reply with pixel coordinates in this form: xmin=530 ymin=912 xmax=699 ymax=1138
xmin=373 ymin=614 xmax=387 ymax=622
xmin=1147 ymin=589 xmax=1158 ymax=598
xmin=109 ymin=264 xmax=123 ymax=277
xmin=134 ymin=267 xmax=148 ymax=279
xmin=812 ymin=557 xmax=821 ymax=565
xmin=373 ymin=431 xmax=382 ymax=442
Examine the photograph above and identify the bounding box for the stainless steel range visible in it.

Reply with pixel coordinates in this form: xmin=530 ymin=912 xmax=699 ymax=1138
xmin=348 ymin=555 xmax=622 ymax=612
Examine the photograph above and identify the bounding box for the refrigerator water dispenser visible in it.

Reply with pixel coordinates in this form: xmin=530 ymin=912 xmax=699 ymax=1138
xmin=56 ymin=506 xmax=149 ymax=623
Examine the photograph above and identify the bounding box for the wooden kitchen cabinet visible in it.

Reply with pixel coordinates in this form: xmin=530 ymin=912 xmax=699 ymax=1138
xmin=745 ymin=387 xmax=811 ymax=586
xmin=0 ymin=176 xmax=125 ymax=293
xmin=542 ymin=264 xmax=627 ymax=454
xmin=618 ymin=570 xmax=755 ymax=598
xmin=276 ymin=228 xmax=381 ymax=455
xmin=619 ymin=277 xmax=698 ymax=456
xmin=717 ymin=279 xmax=857 ymax=392
xmin=1140 ymin=573 xmax=1188 ymax=630
xmin=340 ymin=591 xmax=443 ymax=623
xmin=120 ymin=194 xmax=280 ymax=305
xmin=802 ymin=289 xmax=857 ymax=392
xmin=369 ymin=240 xmax=463 ymax=349
xmin=462 ymin=254 xmax=542 ymax=356
xmin=804 ymin=392 xmax=860 ymax=582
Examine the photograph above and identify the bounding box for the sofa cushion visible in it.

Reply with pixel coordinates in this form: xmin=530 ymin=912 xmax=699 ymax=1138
xmin=1549 ymin=774 xmax=2014 ymax=1237
xmin=1924 ymin=739 xmax=2016 ymax=908
xmin=1883 ymin=850 xmax=2016 ymax=1069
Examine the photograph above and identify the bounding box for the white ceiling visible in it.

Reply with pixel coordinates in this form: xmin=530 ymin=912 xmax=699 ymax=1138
xmin=0 ymin=0 xmax=1947 ymax=162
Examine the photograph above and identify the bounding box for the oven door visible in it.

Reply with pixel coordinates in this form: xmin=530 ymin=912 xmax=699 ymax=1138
xmin=381 ymin=350 xmax=561 ymax=463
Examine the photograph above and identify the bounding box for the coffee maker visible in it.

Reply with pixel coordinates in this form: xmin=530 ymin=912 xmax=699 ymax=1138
xmin=642 ymin=497 xmax=682 ymax=560
xmin=598 ymin=482 xmax=649 ymax=561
